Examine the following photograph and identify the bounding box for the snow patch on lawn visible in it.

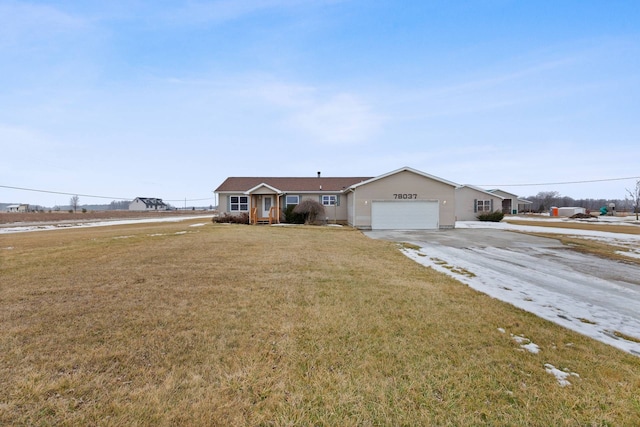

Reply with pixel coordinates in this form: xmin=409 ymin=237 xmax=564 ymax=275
xmin=147 ymin=231 xmax=196 ymax=237
xmin=521 ymin=342 xmax=541 ymax=354
xmin=458 ymin=220 xmax=640 ymax=243
xmin=511 ymin=334 xmax=541 ymax=354
xmin=544 ymin=364 xmax=580 ymax=387
xmin=0 ymin=215 xmax=211 ymax=234
xmin=616 ymin=250 xmax=640 ymax=259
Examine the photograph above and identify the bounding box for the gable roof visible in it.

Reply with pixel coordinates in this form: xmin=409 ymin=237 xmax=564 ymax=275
xmin=133 ymin=197 xmax=167 ymax=207
xmin=215 ymin=177 xmax=372 ymax=193
xmin=245 ymin=183 xmax=284 ymax=194
xmin=456 ymin=184 xmax=504 ymax=199
xmin=346 ymin=166 xmax=458 ymax=191
xmin=487 ymin=189 xmax=520 ymax=198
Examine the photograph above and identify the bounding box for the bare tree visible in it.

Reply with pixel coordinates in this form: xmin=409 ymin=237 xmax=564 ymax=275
xmin=70 ymin=195 xmax=80 ymax=213
xmin=535 ymin=191 xmax=560 ymax=212
xmin=626 ymin=180 xmax=640 ymax=221
xmin=293 ymin=199 xmax=325 ymax=224
xmin=109 ymin=200 xmax=131 ymax=210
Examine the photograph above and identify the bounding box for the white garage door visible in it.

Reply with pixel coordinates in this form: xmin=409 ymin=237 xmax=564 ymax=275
xmin=371 ymin=200 xmax=439 ymax=230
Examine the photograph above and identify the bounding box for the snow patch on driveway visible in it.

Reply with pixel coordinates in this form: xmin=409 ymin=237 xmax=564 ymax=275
xmin=393 ymin=221 xmax=640 ymax=357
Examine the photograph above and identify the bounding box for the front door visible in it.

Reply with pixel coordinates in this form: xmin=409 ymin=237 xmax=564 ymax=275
xmin=263 ymin=196 xmax=273 ymax=218
xmin=501 ymin=199 xmax=512 ymax=214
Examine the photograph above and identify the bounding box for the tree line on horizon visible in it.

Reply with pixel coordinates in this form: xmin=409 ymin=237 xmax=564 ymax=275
xmin=523 ymin=190 xmax=639 ymax=214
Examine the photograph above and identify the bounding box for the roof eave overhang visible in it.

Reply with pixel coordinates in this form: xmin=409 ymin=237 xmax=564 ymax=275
xmin=244 ymin=183 xmax=284 ymax=195
xmin=456 ymin=185 xmax=505 ymax=199
xmin=347 ymin=166 xmax=459 ymax=191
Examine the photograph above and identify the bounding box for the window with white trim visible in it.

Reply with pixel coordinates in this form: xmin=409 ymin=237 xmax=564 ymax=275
xmin=322 ymin=195 xmax=337 ymax=206
xmin=230 ymin=195 xmax=249 ymax=211
xmin=285 ymin=195 xmax=299 ymax=207
xmin=476 ymin=199 xmax=491 ymax=212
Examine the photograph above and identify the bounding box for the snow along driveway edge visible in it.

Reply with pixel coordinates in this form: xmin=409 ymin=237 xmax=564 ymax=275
xmin=393 ymin=221 xmax=640 ymax=357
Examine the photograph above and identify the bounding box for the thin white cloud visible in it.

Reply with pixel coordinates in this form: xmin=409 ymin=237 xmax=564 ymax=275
xmin=387 ymin=39 xmax=634 ymax=122
xmin=0 ymin=2 xmax=87 ymax=47
xmin=250 ymin=80 xmax=317 ymax=108
xmin=434 ymin=56 xmax=579 ymax=97
xmin=288 ymin=93 xmax=379 ymax=144
xmin=160 ymin=0 xmax=344 ymax=25
xmin=0 ymin=123 xmax=54 ymax=152
xmin=0 ymin=123 xmax=69 ymax=185
xmin=243 ymin=78 xmax=381 ymax=144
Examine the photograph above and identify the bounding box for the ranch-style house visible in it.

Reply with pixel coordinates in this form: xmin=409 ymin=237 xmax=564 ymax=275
xmin=215 ymin=166 xmax=515 ymax=230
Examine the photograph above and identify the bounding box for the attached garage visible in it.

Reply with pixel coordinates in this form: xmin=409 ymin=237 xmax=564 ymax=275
xmin=371 ymin=200 xmax=439 ymax=230
xmin=346 ymin=167 xmax=457 ymax=230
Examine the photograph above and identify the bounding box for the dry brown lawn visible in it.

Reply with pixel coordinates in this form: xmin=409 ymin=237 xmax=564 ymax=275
xmin=507 ymin=218 xmax=640 ymax=235
xmin=0 ymin=210 xmax=207 ymax=225
xmin=507 ymin=218 xmax=640 ymax=265
xmin=1 ymin=220 xmax=639 ymax=425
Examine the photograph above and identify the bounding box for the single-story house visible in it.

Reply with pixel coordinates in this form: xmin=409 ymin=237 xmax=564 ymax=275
xmin=487 ymin=189 xmax=523 ymax=215
xmin=214 ymin=167 xmax=458 ymax=230
xmin=454 ymin=185 xmax=504 ymax=221
xmin=518 ymin=198 xmax=534 ymax=213
xmin=6 ymin=204 xmax=29 ymax=213
xmin=129 ymin=197 xmax=168 ymax=211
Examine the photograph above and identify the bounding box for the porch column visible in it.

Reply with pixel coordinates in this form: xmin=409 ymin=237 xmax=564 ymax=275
xmin=276 ymin=194 xmax=281 ymax=224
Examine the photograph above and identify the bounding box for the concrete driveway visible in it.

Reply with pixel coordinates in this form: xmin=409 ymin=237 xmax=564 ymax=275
xmin=364 ymin=228 xmax=640 ymax=356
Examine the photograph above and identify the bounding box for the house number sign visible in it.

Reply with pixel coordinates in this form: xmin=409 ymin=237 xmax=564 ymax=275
xmin=393 ymin=193 xmax=418 ymax=199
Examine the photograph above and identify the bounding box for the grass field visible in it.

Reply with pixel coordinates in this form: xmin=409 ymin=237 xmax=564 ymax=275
xmin=506 ymin=218 xmax=640 ymax=265
xmin=506 ymin=218 xmax=640 ymax=235
xmin=0 ymin=210 xmax=205 ymax=225
xmin=1 ymin=219 xmax=639 ymax=425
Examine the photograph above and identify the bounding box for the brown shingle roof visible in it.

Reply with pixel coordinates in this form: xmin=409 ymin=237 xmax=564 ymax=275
xmin=215 ymin=177 xmax=372 ymax=193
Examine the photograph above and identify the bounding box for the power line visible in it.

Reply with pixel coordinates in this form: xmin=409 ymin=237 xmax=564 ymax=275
xmin=164 ymin=197 xmax=213 ymax=202
xmin=478 ymin=176 xmax=640 ymax=187
xmin=0 ymin=184 xmax=212 ymax=202
xmin=4 ymin=175 xmax=638 ymax=200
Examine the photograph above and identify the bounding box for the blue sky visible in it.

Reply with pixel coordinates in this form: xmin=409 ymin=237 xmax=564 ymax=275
xmin=1 ymin=0 xmax=639 ymax=207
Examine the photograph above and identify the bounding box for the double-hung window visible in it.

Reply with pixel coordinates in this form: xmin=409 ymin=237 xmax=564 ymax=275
xmin=476 ymin=199 xmax=491 ymax=212
xmin=322 ymin=195 xmax=337 ymax=206
xmin=285 ymin=195 xmax=299 ymax=207
xmin=230 ymin=195 xmax=249 ymax=211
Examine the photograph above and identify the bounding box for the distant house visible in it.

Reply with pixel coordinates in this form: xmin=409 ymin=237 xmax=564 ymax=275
xmin=455 ymin=185 xmax=504 ymax=221
xmin=6 ymin=204 xmax=29 ymax=213
xmin=129 ymin=197 xmax=168 ymax=211
xmin=487 ymin=189 xmax=523 ymax=215
xmin=518 ymin=199 xmax=534 ymax=213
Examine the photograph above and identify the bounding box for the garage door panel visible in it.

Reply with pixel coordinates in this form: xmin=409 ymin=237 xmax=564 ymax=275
xmin=371 ymin=200 xmax=439 ymax=230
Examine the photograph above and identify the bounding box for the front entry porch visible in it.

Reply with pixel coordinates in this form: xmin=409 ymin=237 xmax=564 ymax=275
xmin=249 ymin=194 xmax=281 ymax=225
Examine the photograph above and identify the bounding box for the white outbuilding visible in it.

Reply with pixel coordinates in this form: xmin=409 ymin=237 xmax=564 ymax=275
xmin=556 ymin=207 xmax=587 ymax=217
